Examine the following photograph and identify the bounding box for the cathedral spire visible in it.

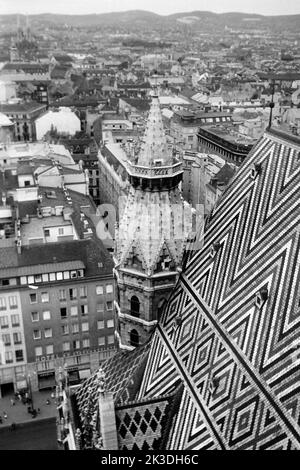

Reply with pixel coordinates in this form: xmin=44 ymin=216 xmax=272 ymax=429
xmin=137 ymin=88 xmax=173 ymax=167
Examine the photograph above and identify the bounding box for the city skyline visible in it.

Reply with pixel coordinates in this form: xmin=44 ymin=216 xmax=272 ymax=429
xmin=0 ymin=0 xmax=299 ymax=16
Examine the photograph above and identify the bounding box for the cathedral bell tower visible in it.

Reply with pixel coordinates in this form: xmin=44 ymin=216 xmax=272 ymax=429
xmin=114 ymin=88 xmax=194 ymax=349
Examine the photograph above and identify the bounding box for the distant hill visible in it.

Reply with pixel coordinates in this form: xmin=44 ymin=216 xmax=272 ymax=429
xmin=0 ymin=10 xmax=299 ymax=31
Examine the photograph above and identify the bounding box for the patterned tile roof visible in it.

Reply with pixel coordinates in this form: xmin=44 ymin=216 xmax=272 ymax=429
xmin=115 ymin=386 xmax=183 ymax=451
xmin=137 ymin=128 xmax=300 ymax=449
xmin=75 ymin=341 xmax=151 ymax=425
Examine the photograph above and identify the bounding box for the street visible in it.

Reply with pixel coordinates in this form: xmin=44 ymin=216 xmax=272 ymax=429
xmin=0 ymin=418 xmax=58 ymax=450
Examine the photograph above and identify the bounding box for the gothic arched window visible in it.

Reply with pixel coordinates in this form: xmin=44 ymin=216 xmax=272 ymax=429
xmin=130 ymin=296 xmax=140 ymax=317
xmin=130 ymin=329 xmax=139 ymax=347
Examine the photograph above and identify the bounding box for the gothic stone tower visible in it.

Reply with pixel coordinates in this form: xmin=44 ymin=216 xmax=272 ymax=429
xmin=114 ymin=90 xmax=193 ymax=349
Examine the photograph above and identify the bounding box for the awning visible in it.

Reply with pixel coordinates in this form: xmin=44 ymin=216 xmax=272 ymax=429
xmin=38 ymin=372 xmax=56 ymax=390
xmin=79 ymin=369 xmax=91 ymax=380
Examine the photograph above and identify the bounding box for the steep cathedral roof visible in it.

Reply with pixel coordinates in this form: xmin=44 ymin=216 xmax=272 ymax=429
xmin=76 ymin=127 xmax=300 ymax=449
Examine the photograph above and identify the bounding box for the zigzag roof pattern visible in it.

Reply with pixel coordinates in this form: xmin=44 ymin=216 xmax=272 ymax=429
xmin=137 ymin=128 xmax=300 ymax=449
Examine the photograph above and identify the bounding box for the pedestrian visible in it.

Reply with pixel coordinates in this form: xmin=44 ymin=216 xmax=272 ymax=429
xmin=37 ymin=408 xmax=41 ymax=414
xmin=10 ymin=398 xmax=15 ymax=406
xmin=10 ymin=422 xmax=16 ymax=431
xmin=51 ymin=391 xmax=55 ymax=399
xmin=3 ymin=412 xmax=8 ymax=419
xmin=46 ymin=399 xmax=50 ymax=405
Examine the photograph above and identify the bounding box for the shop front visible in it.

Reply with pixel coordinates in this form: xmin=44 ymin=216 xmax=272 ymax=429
xmin=38 ymin=371 xmax=56 ymax=390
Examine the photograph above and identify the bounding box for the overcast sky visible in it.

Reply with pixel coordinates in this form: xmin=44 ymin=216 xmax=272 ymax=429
xmin=0 ymin=0 xmax=299 ymax=16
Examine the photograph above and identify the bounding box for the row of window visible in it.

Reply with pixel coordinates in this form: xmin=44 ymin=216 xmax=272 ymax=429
xmin=0 ymin=349 xmax=24 ymax=365
xmin=2 ymin=332 xmax=22 ymax=346
xmin=34 ymin=335 xmax=115 ymax=358
xmin=0 ymin=314 xmax=20 ymax=329
xmin=23 ymin=269 xmax=84 ymax=286
xmin=0 ymin=296 xmax=18 ymax=310
xmin=29 ymin=284 xmax=113 ymax=305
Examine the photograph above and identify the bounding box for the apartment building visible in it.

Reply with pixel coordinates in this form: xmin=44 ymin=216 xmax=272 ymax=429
xmin=0 ymin=159 xmax=116 ymax=394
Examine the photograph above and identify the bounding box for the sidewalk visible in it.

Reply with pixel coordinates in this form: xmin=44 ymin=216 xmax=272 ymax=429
xmin=0 ymin=390 xmax=57 ymax=428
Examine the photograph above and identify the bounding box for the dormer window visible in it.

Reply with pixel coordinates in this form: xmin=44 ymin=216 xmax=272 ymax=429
xmin=210 ymin=242 xmax=220 ymax=258
xmin=255 ymin=288 xmax=268 ymax=309
xmin=250 ymin=163 xmax=261 ymax=180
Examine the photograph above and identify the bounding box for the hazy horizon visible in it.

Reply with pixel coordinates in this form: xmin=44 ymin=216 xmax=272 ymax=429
xmin=0 ymin=0 xmax=299 ymax=17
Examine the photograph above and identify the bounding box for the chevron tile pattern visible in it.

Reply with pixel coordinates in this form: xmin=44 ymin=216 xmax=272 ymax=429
xmin=136 ymin=129 xmax=300 ymax=449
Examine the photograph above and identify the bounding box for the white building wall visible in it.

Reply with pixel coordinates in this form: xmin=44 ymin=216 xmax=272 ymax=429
xmin=0 ymin=290 xmax=27 ymax=396
xmin=35 ymin=108 xmax=81 ymax=140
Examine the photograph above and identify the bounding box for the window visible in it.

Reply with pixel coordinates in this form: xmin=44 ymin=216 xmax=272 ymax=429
xmin=80 ymin=286 xmax=87 ymax=298
xmin=73 ymin=340 xmax=80 ymax=350
xmin=107 ymin=319 xmax=114 ymax=328
xmin=69 ymin=288 xmax=77 ymax=300
xmin=82 ymin=338 xmax=90 ymax=348
xmin=63 ymin=342 xmax=70 ymax=352
xmin=13 ymin=332 xmax=22 ymax=344
xmin=15 ymin=350 xmax=24 ymax=362
xmin=35 ymin=346 xmax=43 ymax=357
xmin=46 ymin=345 xmax=53 ymax=355
xmin=0 ymin=298 xmax=6 ymax=310
xmin=130 ymin=296 xmax=140 ymax=317
xmin=58 ymin=228 xmax=64 ymax=235
xmin=106 ymin=301 xmax=113 ymax=311
xmin=56 ymin=272 xmax=63 ymax=281
xmin=42 ymin=311 xmax=51 ymax=321
xmin=59 ymin=289 xmax=66 ymax=301
xmin=107 ymin=334 xmax=115 ymax=345
xmin=97 ymin=303 xmax=104 ymax=313
xmin=33 ymin=329 xmax=41 ymax=340
xmin=44 ymin=229 xmax=50 ymax=237
xmin=96 ymin=285 xmax=104 ymax=295
xmin=41 ymin=292 xmax=49 ymax=303
xmin=62 ymin=324 xmax=69 ymax=335
xmin=0 ymin=316 xmax=9 ymax=329
xmin=70 ymin=306 xmax=78 ymax=316
xmin=81 ymin=322 xmax=89 ymax=332
xmin=63 ymin=271 xmax=70 ymax=280
xmin=49 ymin=273 xmax=56 ymax=282
xmin=44 ymin=328 xmax=52 ymax=338
xmin=20 ymin=276 xmax=27 ymax=285
xmin=34 ymin=274 xmax=42 ymax=283
xmin=11 ymin=314 xmax=20 ymax=327
xmin=42 ymin=274 xmax=49 ymax=283
xmin=81 ymin=304 xmax=88 ymax=315
xmin=97 ymin=320 xmax=104 ymax=329
xmin=70 ymin=271 xmax=77 ymax=279
xmin=130 ymin=329 xmax=139 ymax=347
xmin=106 ymin=284 xmax=113 ymax=294
xmin=2 ymin=334 xmax=11 ymax=346
xmin=98 ymin=337 xmax=105 ymax=346
xmin=5 ymin=351 xmax=13 ymax=363
xmin=9 ymin=296 xmax=18 ymax=309
xmin=72 ymin=323 xmax=79 ymax=334
xmin=60 ymin=307 xmax=67 ymax=319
